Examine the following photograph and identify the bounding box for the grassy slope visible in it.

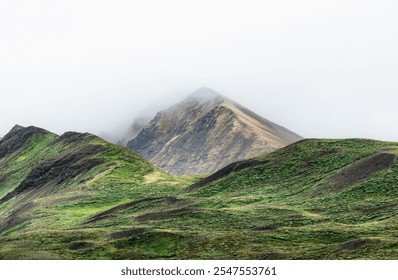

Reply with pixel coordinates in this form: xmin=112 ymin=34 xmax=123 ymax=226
xmin=1 ymin=133 xmax=398 ymax=260
xmin=182 ymin=139 xmax=398 ymax=259
xmin=0 ymin=129 xmax=195 ymax=259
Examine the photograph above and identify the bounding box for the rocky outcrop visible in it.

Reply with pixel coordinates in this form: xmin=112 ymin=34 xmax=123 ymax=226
xmin=0 ymin=143 xmax=105 ymax=204
xmin=0 ymin=125 xmax=52 ymax=158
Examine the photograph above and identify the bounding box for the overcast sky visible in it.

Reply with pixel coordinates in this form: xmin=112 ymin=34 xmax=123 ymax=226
xmin=1 ymin=0 xmax=397 ymax=141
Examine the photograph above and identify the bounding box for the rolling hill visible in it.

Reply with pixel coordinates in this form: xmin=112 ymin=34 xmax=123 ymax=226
xmin=1 ymin=125 xmax=398 ymax=259
xmin=0 ymin=125 xmax=194 ymax=259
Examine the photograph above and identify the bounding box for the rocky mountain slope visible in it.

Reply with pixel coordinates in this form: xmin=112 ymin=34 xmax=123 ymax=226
xmin=1 ymin=125 xmax=398 ymax=260
xmin=126 ymin=88 xmax=303 ymax=174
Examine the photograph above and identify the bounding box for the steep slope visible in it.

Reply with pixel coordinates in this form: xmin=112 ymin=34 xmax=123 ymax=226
xmin=118 ymin=115 xmax=153 ymax=146
xmin=127 ymin=87 xmax=302 ymax=174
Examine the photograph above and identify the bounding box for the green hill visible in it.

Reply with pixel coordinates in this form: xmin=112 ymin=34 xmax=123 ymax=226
xmin=1 ymin=126 xmax=398 ymax=259
xmin=183 ymin=139 xmax=398 ymax=259
xmin=0 ymin=125 xmax=194 ymax=259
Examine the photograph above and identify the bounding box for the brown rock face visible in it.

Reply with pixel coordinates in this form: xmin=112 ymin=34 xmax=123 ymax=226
xmin=127 ymin=88 xmax=302 ymax=175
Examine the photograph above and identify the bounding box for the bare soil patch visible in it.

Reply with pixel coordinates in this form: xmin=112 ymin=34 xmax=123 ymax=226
xmin=185 ymin=159 xmax=268 ymax=192
xmin=0 ymin=202 xmax=37 ymax=233
xmin=287 ymin=214 xmax=306 ymax=219
xmin=329 ymin=153 xmax=395 ymax=192
xmin=108 ymin=228 xmax=151 ymax=240
xmin=360 ymin=203 xmax=398 ymax=214
xmin=164 ymin=196 xmax=189 ymax=207
xmin=257 ymin=253 xmax=286 ymax=260
xmin=339 ymin=238 xmax=379 ymax=251
xmin=68 ymin=242 xmax=94 ymax=250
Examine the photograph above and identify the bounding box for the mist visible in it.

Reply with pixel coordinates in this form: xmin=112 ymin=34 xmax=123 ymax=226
xmin=1 ymin=0 xmax=398 ymax=141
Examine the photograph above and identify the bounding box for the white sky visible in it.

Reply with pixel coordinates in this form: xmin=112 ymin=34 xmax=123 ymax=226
xmin=1 ymin=0 xmax=397 ymax=141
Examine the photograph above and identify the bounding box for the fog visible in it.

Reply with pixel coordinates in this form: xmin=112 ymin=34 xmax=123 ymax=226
xmin=1 ymin=0 xmax=398 ymax=141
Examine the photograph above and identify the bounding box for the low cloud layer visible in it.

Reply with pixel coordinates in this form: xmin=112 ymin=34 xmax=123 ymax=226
xmin=1 ymin=0 xmax=397 ymax=141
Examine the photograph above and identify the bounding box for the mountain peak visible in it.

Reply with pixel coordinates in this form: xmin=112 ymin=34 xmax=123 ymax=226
xmin=185 ymin=87 xmax=225 ymax=103
xmin=127 ymin=88 xmax=302 ymax=174
xmin=9 ymin=124 xmax=25 ymax=134
xmin=4 ymin=125 xmax=51 ymax=138
xmin=0 ymin=125 xmax=53 ymax=158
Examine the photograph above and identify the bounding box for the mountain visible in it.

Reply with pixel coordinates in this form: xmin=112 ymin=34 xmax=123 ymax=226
xmin=126 ymin=87 xmax=303 ymax=174
xmin=1 ymin=125 xmax=398 ymax=260
xmin=118 ymin=114 xmax=153 ymax=146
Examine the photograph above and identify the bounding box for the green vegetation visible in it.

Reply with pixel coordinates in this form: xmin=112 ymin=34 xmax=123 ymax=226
xmin=1 ymin=129 xmax=398 ymax=259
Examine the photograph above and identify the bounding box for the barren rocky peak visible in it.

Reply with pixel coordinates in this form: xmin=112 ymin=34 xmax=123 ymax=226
xmin=185 ymin=87 xmax=226 ymax=103
xmin=160 ymin=87 xmax=226 ymax=117
xmin=126 ymin=87 xmax=303 ymax=175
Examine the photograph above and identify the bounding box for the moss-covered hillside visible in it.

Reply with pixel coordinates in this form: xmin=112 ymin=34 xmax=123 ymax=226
xmin=1 ymin=126 xmax=398 ymax=259
xmin=0 ymin=125 xmax=194 ymax=259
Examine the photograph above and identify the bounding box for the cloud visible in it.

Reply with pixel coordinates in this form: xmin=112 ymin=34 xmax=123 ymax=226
xmin=1 ymin=0 xmax=397 ymax=141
